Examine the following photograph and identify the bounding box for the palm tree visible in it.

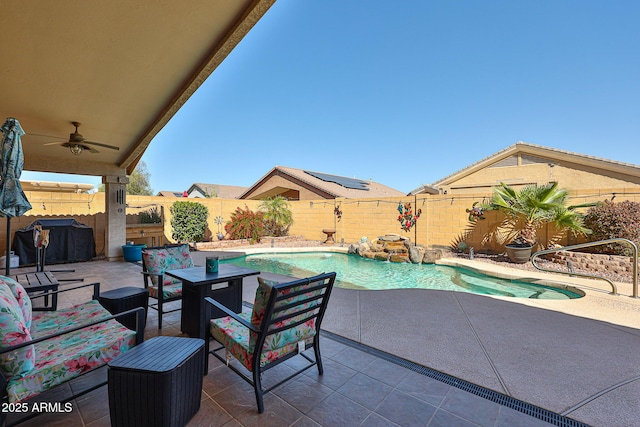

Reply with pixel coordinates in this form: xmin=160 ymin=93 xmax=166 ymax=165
xmin=259 ymin=196 xmax=293 ymax=237
xmin=485 ymin=182 xmax=592 ymax=246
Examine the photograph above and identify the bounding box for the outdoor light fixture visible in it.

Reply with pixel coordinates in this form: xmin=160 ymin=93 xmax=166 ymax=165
xmin=69 ymin=144 xmax=84 ymax=155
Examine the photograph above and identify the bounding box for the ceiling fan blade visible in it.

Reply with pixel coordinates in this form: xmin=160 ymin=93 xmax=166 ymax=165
xmin=28 ymin=132 xmax=64 ymax=139
xmin=81 ymin=140 xmax=120 ymax=151
xmin=43 ymin=141 xmax=66 ymax=146
xmin=85 ymin=145 xmax=100 ymax=154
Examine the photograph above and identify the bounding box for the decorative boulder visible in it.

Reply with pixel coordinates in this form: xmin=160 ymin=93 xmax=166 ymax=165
xmin=378 ymin=234 xmax=402 ymax=242
xmin=348 ymin=244 xmax=358 ymax=254
xmin=389 ymin=254 xmax=409 ymax=263
xmin=374 ymin=252 xmax=389 ymax=261
xmin=409 ymin=246 xmax=425 ymax=264
xmin=422 ymin=249 xmax=444 ymax=264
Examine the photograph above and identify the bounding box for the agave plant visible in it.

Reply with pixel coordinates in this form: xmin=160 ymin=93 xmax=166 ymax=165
xmin=481 ymin=182 xmax=593 ymax=246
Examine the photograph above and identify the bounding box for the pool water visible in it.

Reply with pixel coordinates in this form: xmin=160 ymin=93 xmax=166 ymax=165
xmin=221 ymin=252 xmax=582 ymax=300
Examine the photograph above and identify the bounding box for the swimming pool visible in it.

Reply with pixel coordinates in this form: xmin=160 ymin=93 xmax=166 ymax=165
xmin=221 ymin=252 xmax=582 ymax=299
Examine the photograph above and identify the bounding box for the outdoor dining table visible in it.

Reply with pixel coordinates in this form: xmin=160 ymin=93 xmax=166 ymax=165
xmin=165 ymin=264 xmax=259 ymax=339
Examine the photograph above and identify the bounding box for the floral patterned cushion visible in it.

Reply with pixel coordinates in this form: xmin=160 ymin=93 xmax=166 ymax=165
xmin=6 ymin=300 xmax=136 ymax=403
xmin=210 ymin=276 xmax=325 ymax=372
xmin=0 ymin=275 xmax=32 ymax=329
xmin=250 ymin=277 xmax=321 ymax=351
xmin=142 ymin=245 xmax=193 ymax=288
xmin=210 ymin=312 xmax=311 ymax=371
xmin=0 ymin=283 xmax=35 ymax=379
xmin=148 ymin=283 xmax=183 ymax=300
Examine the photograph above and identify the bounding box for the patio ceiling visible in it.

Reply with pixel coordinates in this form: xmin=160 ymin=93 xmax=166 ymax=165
xmin=0 ymin=0 xmax=275 ymax=178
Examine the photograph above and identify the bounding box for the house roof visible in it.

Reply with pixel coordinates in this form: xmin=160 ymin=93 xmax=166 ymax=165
xmin=239 ymin=166 xmax=405 ymax=199
xmin=188 ymin=183 xmax=248 ymax=199
xmin=410 ymin=141 xmax=640 ymax=194
xmin=156 ymin=191 xmax=185 ymax=197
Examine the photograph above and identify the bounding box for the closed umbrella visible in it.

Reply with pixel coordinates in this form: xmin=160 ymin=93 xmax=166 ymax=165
xmin=0 ymin=118 xmax=32 ymax=274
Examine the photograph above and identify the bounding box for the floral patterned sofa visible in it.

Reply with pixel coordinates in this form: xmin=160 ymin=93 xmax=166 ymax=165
xmin=0 ymin=275 xmax=144 ymax=424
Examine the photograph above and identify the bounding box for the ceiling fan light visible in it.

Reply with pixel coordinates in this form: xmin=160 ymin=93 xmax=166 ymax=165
xmin=69 ymin=144 xmax=83 ymax=155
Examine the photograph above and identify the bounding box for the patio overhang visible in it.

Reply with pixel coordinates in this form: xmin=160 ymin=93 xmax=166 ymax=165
xmin=0 ymin=0 xmax=276 ymax=178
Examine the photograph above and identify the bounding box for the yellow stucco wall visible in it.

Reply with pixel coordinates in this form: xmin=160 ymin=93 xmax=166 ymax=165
xmin=2 ymin=187 xmax=639 ymax=261
xmin=440 ymin=158 xmax=640 ymax=195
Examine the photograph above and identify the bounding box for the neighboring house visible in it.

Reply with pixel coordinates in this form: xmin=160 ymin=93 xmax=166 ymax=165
xmin=239 ymin=166 xmax=405 ymax=200
xmin=156 ymin=191 xmax=184 ymax=197
xmin=187 ymin=183 xmax=248 ymax=199
xmin=410 ymin=142 xmax=640 ymax=195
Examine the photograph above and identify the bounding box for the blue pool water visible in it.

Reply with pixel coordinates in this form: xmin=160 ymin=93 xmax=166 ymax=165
xmin=221 ymin=252 xmax=582 ymax=300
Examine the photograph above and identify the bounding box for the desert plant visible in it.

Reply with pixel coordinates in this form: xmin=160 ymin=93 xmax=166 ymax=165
xmin=170 ymin=201 xmax=209 ymax=243
xmin=225 ymin=206 xmax=264 ymax=243
xmin=139 ymin=206 xmax=162 ymax=224
xmin=259 ymin=196 xmax=293 ymax=237
xmin=477 ymin=182 xmax=593 ymax=247
xmin=583 ymin=200 xmax=640 ymax=255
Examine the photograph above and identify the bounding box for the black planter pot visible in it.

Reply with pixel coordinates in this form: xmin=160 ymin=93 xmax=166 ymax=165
xmin=505 ymin=244 xmax=533 ymax=264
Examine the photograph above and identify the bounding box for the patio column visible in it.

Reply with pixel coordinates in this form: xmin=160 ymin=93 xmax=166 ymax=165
xmin=103 ymin=175 xmax=129 ymax=261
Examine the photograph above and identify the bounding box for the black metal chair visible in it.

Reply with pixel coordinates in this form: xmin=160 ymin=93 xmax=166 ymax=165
xmin=141 ymin=244 xmax=193 ymax=329
xmin=205 ymin=272 xmax=336 ymax=413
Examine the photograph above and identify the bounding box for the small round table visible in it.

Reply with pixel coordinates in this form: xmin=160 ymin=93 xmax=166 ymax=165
xmin=322 ymin=229 xmax=336 ymax=244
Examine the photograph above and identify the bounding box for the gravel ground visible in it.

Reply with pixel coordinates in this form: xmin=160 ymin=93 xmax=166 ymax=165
xmin=207 ymin=238 xmax=636 ymax=284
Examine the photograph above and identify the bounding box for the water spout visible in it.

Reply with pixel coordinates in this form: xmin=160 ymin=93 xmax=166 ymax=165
xmin=469 ymin=247 xmax=474 ymax=260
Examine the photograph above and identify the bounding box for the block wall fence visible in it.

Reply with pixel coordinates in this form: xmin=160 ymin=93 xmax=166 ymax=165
xmin=1 ymin=187 xmax=638 ymax=259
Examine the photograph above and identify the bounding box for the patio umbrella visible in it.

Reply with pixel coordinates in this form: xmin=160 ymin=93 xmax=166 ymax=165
xmin=0 ymin=118 xmax=32 ymax=275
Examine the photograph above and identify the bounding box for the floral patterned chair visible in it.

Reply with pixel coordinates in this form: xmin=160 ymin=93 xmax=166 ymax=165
xmin=205 ymin=272 xmax=336 ymax=413
xmin=141 ymin=244 xmax=194 ymax=329
xmin=0 ymin=275 xmax=144 ymax=426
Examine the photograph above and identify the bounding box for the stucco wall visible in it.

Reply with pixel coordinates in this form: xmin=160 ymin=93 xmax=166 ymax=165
xmin=440 ymin=159 xmax=640 ymax=195
xmin=242 ymin=175 xmax=325 ymax=200
xmin=2 ymin=187 xmax=638 ymax=262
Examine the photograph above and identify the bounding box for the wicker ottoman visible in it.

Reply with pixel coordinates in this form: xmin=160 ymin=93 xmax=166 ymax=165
xmin=108 ymin=336 xmax=205 ymax=427
xmin=99 ymin=287 xmax=149 ymax=331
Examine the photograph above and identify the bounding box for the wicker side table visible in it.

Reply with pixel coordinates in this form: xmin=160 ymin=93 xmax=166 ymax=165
xmin=108 ymin=336 xmax=205 ymax=427
xmin=99 ymin=287 xmax=149 ymax=330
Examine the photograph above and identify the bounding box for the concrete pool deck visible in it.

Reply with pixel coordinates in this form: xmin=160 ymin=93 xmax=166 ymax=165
xmin=213 ymin=248 xmax=640 ymax=426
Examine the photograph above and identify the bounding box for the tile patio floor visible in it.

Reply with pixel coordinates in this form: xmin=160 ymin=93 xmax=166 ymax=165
xmin=5 ymin=252 xmax=638 ymax=426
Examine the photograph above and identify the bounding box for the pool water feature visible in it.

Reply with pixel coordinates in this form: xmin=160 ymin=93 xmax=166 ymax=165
xmin=221 ymin=252 xmax=582 ymax=300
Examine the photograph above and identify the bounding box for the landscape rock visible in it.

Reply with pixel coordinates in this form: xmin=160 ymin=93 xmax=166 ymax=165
xmin=423 ymin=249 xmax=444 ymax=264
xmin=409 ymin=246 xmax=425 ymax=264
xmin=389 ymin=254 xmax=409 ymax=263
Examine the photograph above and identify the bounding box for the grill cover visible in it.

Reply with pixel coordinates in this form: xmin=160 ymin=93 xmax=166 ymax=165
xmin=12 ymin=219 xmax=96 ymax=265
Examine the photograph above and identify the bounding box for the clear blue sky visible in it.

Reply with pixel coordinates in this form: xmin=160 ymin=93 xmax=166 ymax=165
xmin=23 ymin=0 xmax=640 ymax=194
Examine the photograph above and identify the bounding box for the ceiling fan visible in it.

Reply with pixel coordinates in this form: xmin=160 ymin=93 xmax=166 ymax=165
xmin=41 ymin=122 xmax=120 ymax=155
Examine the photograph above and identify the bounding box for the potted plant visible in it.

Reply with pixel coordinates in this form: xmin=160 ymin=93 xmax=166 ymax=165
xmin=473 ymin=182 xmax=593 ymax=263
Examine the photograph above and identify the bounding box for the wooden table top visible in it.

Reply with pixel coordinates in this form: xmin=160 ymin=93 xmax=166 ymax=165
xmin=12 ymin=271 xmax=59 ymax=289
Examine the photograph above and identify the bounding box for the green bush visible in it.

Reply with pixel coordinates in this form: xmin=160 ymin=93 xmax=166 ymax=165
xmin=170 ymin=201 xmax=209 ymax=243
xmin=224 ymin=206 xmax=264 ymax=244
xmin=584 ymin=200 xmax=640 ymax=255
xmin=139 ymin=207 xmax=162 ymax=224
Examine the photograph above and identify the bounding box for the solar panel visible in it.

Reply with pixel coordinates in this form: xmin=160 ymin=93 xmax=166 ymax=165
xmin=304 ymin=171 xmax=370 ymax=190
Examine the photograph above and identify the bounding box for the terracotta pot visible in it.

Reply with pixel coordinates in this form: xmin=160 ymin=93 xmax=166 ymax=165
xmin=505 ymin=244 xmax=533 ymax=264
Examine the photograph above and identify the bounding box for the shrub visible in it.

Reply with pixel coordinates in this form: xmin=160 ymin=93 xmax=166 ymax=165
xmin=583 ymin=200 xmax=640 ymax=255
xmin=259 ymin=196 xmax=293 ymax=237
xmin=224 ymin=206 xmax=264 ymax=243
xmin=139 ymin=207 xmax=162 ymax=224
xmin=170 ymin=201 xmax=209 ymax=243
